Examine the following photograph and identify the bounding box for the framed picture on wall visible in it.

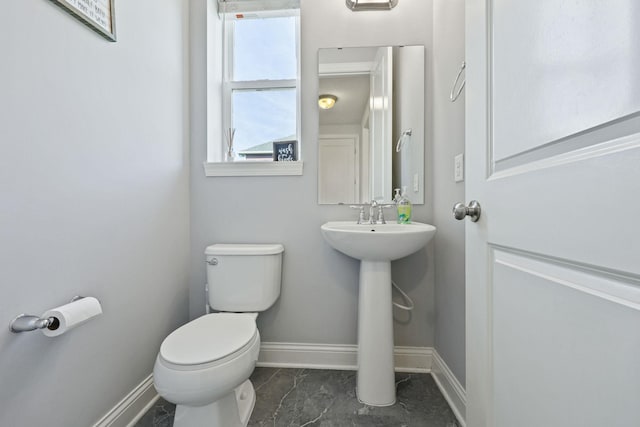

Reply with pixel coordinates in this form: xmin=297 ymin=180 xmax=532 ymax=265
xmin=49 ymin=0 xmax=117 ymax=42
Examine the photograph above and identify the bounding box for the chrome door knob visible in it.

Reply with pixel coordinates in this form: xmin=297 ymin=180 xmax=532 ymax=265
xmin=453 ymin=200 xmax=481 ymax=222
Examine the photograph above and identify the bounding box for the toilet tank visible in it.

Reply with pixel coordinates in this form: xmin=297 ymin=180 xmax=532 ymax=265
xmin=205 ymin=243 xmax=284 ymax=312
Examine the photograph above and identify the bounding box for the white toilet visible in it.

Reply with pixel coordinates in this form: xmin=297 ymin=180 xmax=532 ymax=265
xmin=153 ymin=243 xmax=284 ymax=427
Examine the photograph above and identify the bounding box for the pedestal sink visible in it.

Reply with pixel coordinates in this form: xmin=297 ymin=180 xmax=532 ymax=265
xmin=321 ymin=221 xmax=436 ymax=406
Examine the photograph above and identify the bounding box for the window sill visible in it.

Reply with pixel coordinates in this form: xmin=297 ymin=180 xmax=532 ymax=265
xmin=203 ymin=161 xmax=304 ymax=177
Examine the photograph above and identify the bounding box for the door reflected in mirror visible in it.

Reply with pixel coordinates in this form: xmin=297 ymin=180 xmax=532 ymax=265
xmin=317 ymin=45 xmax=425 ymax=205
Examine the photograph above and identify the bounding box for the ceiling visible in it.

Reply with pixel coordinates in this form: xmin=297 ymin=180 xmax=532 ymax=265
xmin=318 ymin=74 xmax=370 ymax=126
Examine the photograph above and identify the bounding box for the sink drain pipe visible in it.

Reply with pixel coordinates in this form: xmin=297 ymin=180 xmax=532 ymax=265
xmin=392 ymin=281 xmax=414 ymax=311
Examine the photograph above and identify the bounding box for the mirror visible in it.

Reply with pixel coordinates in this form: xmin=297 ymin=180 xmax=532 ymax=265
xmin=317 ymin=45 xmax=425 ymax=205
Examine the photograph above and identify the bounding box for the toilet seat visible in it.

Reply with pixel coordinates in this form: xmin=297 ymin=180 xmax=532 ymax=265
xmin=159 ymin=313 xmax=257 ymax=367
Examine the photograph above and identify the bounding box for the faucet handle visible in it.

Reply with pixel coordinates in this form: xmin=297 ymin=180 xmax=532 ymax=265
xmin=377 ymin=204 xmax=394 ymax=224
xmin=349 ymin=205 xmax=366 ymax=224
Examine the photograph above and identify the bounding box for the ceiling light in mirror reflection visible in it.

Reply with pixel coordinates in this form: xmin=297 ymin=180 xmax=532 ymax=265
xmin=318 ymin=94 xmax=338 ymax=110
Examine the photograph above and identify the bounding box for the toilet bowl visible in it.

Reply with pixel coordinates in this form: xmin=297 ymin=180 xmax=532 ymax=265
xmin=154 ymin=313 xmax=260 ymax=427
xmin=153 ymin=243 xmax=284 ymax=427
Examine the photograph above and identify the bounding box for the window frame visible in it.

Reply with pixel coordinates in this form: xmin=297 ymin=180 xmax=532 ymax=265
xmin=215 ymin=10 xmax=302 ymax=173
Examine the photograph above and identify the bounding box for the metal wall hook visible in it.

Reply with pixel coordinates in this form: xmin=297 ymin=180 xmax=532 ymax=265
xmin=395 ymin=129 xmax=412 ymax=152
xmin=449 ymin=61 xmax=466 ymax=102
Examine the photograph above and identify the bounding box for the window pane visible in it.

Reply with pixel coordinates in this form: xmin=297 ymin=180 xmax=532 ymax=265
xmin=232 ymin=89 xmax=297 ymax=159
xmin=233 ymin=17 xmax=297 ymax=81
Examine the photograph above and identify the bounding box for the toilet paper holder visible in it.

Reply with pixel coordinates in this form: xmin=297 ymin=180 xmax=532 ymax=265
xmin=9 ymin=296 xmax=86 ymax=333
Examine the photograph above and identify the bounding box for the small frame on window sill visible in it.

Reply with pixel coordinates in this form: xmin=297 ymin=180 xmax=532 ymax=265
xmin=49 ymin=0 xmax=117 ymax=42
xmin=273 ymin=141 xmax=298 ymax=161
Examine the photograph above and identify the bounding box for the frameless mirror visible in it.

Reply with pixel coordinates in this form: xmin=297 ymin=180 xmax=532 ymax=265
xmin=317 ymin=45 xmax=425 ymax=205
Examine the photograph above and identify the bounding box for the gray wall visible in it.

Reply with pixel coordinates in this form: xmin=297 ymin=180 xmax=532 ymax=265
xmin=190 ymin=0 xmax=436 ymax=347
xmin=432 ymin=0 xmax=467 ymax=386
xmin=0 ymin=1 xmax=190 ymax=426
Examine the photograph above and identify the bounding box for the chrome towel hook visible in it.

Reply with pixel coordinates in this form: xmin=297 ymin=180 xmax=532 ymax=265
xmin=449 ymin=61 xmax=466 ymax=102
xmin=395 ymin=129 xmax=412 ymax=152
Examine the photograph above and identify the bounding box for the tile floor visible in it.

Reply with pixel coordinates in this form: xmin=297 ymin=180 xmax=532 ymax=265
xmin=135 ymin=367 xmax=459 ymax=427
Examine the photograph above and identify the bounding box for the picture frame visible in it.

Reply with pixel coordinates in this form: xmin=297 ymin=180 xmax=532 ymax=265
xmin=273 ymin=141 xmax=298 ymax=162
xmin=49 ymin=0 xmax=117 ymax=42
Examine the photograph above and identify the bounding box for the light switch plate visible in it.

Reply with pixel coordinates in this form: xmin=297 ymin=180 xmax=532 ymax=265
xmin=454 ymin=153 xmax=464 ymax=182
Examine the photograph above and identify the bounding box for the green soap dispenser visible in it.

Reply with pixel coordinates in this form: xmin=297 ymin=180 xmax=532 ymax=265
xmin=396 ymin=186 xmax=412 ymax=224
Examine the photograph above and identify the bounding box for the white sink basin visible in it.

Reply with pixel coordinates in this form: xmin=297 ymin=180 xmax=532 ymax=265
xmin=321 ymin=221 xmax=436 ymax=261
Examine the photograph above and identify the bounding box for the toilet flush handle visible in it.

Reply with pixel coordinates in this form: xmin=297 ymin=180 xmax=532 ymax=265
xmin=206 ymin=257 xmax=218 ymax=266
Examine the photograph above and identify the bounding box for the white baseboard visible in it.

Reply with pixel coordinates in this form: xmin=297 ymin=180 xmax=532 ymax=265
xmin=92 ymin=374 xmax=159 ymax=427
xmin=431 ymin=350 xmax=467 ymax=427
xmin=257 ymin=342 xmax=433 ymax=373
xmin=94 ymin=344 xmax=465 ymax=427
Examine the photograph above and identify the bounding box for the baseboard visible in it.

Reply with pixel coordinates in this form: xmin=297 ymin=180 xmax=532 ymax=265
xmin=431 ymin=350 xmax=467 ymax=427
xmin=258 ymin=342 xmax=465 ymax=425
xmin=257 ymin=342 xmax=432 ymax=373
xmin=93 ymin=346 xmax=465 ymax=427
xmin=92 ymin=374 xmax=159 ymax=427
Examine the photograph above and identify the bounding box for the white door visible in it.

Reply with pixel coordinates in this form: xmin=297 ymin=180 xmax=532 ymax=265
xmin=465 ymin=2 xmax=640 ymax=426
xmin=369 ymin=47 xmax=393 ymax=202
xmin=318 ymin=135 xmax=358 ymax=204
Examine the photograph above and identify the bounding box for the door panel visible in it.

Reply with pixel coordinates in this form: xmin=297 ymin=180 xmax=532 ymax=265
xmin=466 ymin=1 xmax=640 ymax=426
xmin=492 ymin=1 xmax=640 ymax=162
xmin=318 ymin=136 xmax=358 ymax=204
xmin=491 ymin=249 xmax=640 ymax=426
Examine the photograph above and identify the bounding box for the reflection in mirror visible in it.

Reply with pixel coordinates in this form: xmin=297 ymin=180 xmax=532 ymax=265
xmin=317 ymin=45 xmax=425 ymax=205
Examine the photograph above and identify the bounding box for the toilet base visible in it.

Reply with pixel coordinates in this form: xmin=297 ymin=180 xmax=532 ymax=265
xmin=172 ymin=380 xmax=256 ymax=427
xmin=234 ymin=379 xmax=256 ymax=426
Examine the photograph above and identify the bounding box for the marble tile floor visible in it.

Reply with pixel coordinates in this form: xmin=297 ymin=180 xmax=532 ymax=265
xmin=135 ymin=367 xmax=459 ymax=427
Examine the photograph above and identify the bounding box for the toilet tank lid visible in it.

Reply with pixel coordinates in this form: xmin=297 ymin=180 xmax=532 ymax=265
xmin=205 ymin=243 xmax=284 ymax=256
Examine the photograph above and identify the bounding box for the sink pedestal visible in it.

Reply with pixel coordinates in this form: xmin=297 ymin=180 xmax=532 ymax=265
xmin=356 ymin=260 xmax=396 ymax=406
xmin=320 ymin=221 xmax=437 ymax=407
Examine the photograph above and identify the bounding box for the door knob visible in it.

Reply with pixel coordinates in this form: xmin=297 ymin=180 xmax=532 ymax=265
xmin=453 ymin=200 xmax=481 ymax=222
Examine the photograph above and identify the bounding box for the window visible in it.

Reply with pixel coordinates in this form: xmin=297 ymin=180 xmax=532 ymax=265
xmin=221 ymin=5 xmax=300 ymax=164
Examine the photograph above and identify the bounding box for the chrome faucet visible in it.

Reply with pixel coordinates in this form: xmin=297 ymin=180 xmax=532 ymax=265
xmin=350 ymin=200 xmax=393 ymax=224
xmin=368 ymin=200 xmax=378 ymax=224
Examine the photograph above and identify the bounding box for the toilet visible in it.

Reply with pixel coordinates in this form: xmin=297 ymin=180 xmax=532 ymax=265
xmin=153 ymin=243 xmax=284 ymax=427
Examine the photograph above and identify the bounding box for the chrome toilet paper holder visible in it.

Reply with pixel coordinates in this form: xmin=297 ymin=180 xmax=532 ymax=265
xmin=9 ymin=296 xmax=85 ymax=333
